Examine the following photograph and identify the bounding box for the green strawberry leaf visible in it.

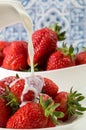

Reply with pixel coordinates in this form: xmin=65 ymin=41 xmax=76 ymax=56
xmin=40 ymin=95 xmax=64 ymax=125
xmin=67 ymin=87 xmax=86 ymax=116
xmin=3 ymin=86 xmax=20 ymax=113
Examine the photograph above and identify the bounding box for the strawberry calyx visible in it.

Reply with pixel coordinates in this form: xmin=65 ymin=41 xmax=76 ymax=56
xmin=1 ymin=86 xmax=19 ymax=113
xmin=40 ymin=95 xmax=64 ymax=125
xmin=67 ymin=87 xmax=86 ymax=117
xmin=57 ymin=43 xmax=75 ymax=61
xmin=51 ymin=23 xmax=66 ymax=41
xmin=20 ymin=64 xmax=40 ymax=72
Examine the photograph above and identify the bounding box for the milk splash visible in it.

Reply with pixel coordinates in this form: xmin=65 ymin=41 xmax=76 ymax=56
xmin=20 ymin=75 xmax=44 ymax=107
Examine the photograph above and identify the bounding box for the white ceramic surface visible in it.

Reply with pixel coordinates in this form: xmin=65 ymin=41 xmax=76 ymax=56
xmin=0 ymin=65 xmax=86 ymax=130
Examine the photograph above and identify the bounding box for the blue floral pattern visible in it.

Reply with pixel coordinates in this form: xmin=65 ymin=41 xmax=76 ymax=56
xmin=0 ymin=0 xmax=86 ymax=50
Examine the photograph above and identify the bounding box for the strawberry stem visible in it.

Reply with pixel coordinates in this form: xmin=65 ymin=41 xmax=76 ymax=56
xmin=67 ymin=87 xmax=86 ymax=116
xmin=40 ymin=95 xmax=64 ymax=125
xmin=52 ymin=23 xmax=66 ymax=41
xmin=57 ymin=43 xmax=75 ymax=61
xmin=2 ymin=86 xmax=20 ymax=113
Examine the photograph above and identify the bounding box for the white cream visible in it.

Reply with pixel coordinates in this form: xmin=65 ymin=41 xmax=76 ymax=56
xmin=9 ymin=78 xmax=22 ymax=88
xmin=21 ymin=75 xmax=44 ymax=103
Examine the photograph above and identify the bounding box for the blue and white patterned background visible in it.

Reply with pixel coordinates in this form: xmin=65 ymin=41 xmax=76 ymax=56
xmin=0 ymin=0 xmax=86 ymax=50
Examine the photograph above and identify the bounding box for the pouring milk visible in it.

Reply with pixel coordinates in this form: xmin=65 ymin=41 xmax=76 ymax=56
xmin=0 ymin=0 xmax=34 ymax=74
xmin=0 ymin=0 xmax=44 ymax=104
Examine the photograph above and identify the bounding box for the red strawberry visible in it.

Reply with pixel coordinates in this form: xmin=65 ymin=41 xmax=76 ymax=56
xmin=10 ymin=78 xmax=25 ymax=103
xmin=10 ymin=79 xmax=35 ymax=103
xmin=46 ymin=50 xmax=74 ymax=70
xmin=3 ymin=42 xmax=11 ymax=56
xmin=74 ymin=51 xmax=86 ymax=65
xmin=10 ymin=80 xmax=25 ymax=103
xmin=46 ymin=43 xmax=75 ymax=70
xmin=2 ymin=41 xmax=28 ymax=71
xmin=6 ymin=102 xmax=48 ymax=129
xmin=0 ymin=76 xmax=18 ymax=95
xmin=23 ymin=90 xmax=35 ymax=101
xmin=3 ymin=40 xmax=28 ymax=56
xmin=40 ymin=93 xmax=51 ymax=101
xmin=39 ymin=93 xmax=61 ymax=127
xmin=10 ymin=75 xmax=45 ymax=103
xmin=2 ymin=54 xmax=28 ymax=70
xmin=54 ymin=88 xmax=86 ymax=121
xmin=1 ymin=76 xmax=18 ymax=86
xmin=46 ymin=117 xmax=56 ymax=128
xmin=6 ymin=95 xmax=63 ymax=129
xmin=0 ymin=76 xmax=20 ymax=114
xmin=0 ymin=98 xmax=12 ymax=127
xmin=28 ymin=24 xmax=65 ymax=68
xmin=10 ymin=78 xmax=36 ymax=103
xmin=42 ymin=78 xmax=59 ymax=97
xmin=54 ymin=91 xmax=68 ymax=121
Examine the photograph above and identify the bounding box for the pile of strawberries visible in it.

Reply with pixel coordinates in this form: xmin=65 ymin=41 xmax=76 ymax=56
xmin=0 ymin=23 xmax=86 ymax=71
xmin=0 ymin=75 xmax=86 ymax=129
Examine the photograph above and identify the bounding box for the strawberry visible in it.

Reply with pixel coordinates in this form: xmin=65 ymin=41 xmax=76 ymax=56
xmin=0 ymin=76 xmax=18 ymax=95
xmin=10 ymin=75 xmax=44 ymax=103
xmin=10 ymin=78 xmax=25 ymax=103
xmin=2 ymin=41 xmax=28 ymax=71
xmin=6 ymin=102 xmax=48 ymax=129
xmin=54 ymin=88 xmax=86 ymax=121
xmin=2 ymin=42 xmax=11 ymax=56
xmin=42 ymin=78 xmax=59 ymax=97
xmin=46 ymin=50 xmax=74 ymax=70
xmin=1 ymin=76 xmax=18 ymax=86
xmin=0 ymin=76 xmax=19 ymax=127
xmin=3 ymin=40 xmax=28 ymax=56
xmin=10 ymin=79 xmax=34 ymax=103
xmin=0 ymin=76 xmax=20 ymax=114
xmin=39 ymin=93 xmax=59 ymax=128
xmin=2 ymin=54 xmax=28 ymax=70
xmin=46 ymin=43 xmax=75 ymax=70
xmin=0 ymin=98 xmax=12 ymax=127
xmin=74 ymin=51 xmax=86 ymax=65
xmin=54 ymin=91 xmax=68 ymax=121
xmin=6 ymin=95 xmax=63 ymax=129
xmin=46 ymin=117 xmax=56 ymax=128
xmin=28 ymin=23 xmax=65 ymax=68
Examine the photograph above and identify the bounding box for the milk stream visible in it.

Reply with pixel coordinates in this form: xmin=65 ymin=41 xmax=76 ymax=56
xmin=22 ymin=14 xmax=34 ymax=75
xmin=15 ymin=2 xmax=44 ymax=104
xmin=0 ymin=1 xmax=44 ymax=105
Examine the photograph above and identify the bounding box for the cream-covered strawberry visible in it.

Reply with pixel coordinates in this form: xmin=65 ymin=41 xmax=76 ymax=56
xmin=10 ymin=75 xmax=44 ymax=105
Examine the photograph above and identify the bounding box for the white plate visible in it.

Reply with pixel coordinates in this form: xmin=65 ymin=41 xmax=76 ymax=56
xmin=0 ymin=64 xmax=86 ymax=130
